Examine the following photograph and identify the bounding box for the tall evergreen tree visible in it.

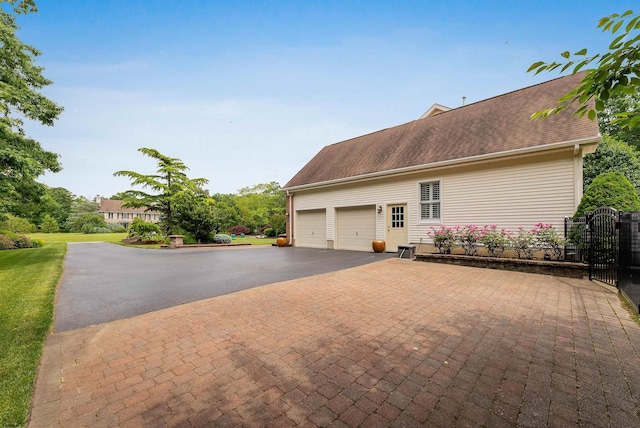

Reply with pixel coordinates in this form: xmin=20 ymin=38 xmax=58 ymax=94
xmin=114 ymin=148 xmax=209 ymax=234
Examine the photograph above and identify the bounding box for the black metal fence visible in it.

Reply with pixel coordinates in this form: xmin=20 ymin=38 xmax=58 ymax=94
xmin=565 ymin=207 xmax=640 ymax=312
xmin=619 ymin=212 xmax=640 ymax=312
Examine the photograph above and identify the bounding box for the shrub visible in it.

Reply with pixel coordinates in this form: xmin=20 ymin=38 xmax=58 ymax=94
xmin=0 ymin=215 xmax=37 ymax=233
xmin=264 ymin=228 xmax=277 ymax=237
xmin=30 ymin=239 xmax=44 ymax=248
xmin=128 ymin=217 xmax=163 ymax=242
xmin=213 ymin=233 xmax=232 ymax=244
xmin=107 ymin=223 xmax=127 ymax=233
xmin=0 ymin=234 xmax=15 ymax=250
xmin=532 ymin=223 xmax=564 ymax=260
xmin=510 ymin=228 xmax=536 ymax=259
xmin=0 ymin=231 xmax=40 ymax=249
xmin=574 ymin=172 xmax=640 ymax=220
xmin=91 ymin=227 xmax=112 ymax=234
xmin=478 ymin=225 xmax=510 ymax=257
xmin=228 ymin=225 xmax=250 ymax=236
xmin=40 ymin=214 xmax=59 ymax=233
xmin=454 ymin=225 xmax=482 ymax=256
xmin=429 ymin=226 xmax=455 ymax=254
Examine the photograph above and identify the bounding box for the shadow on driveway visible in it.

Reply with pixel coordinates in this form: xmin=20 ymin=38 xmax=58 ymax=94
xmin=55 ymin=243 xmax=393 ymax=332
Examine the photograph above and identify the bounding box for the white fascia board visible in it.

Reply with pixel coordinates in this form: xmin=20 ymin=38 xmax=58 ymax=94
xmin=283 ymin=135 xmax=601 ymax=193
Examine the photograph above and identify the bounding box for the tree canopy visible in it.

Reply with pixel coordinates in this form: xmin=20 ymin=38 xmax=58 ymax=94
xmin=0 ymin=0 xmax=63 ymax=217
xmin=583 ymin=135 xmax=640 ymax=191
xmin=528 ymin=10 xmax=640 ymax=129
xmin=114 ymin=148 xmax=209 ymax=234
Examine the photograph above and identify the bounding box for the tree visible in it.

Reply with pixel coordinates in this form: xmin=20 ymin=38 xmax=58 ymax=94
xmin=211 ymin=193 xmax=240 ymax=232
xmin=574 ymin=172 xmax=640 ymax=219
xmin=0 ymin=0 xmax=64 ymax=217
xmin=528 ymin=10 xmax=640 ymax=129
xmin=583 ymin=135 xmax=640 ymax=190
xmin=114 ymin=148 xmax=209 ymax=234
xmin=109 ymin=191 xmax=129 ymax=200
xmin=173 ymin=194 xmax=216 ymax=242
xmin=40 ymin=213 xmax=58 ymax=233
xmin=68 ymin=212 xmax=106 ymax=233
xmin=234 ymin=182 xmax=285 ymax=233
xmin=599 ymin=92 xmax=640 ymax=149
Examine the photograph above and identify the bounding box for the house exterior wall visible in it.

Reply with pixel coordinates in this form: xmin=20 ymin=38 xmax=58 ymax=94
xmin=291 ymin=149 xmax=584 ymax=249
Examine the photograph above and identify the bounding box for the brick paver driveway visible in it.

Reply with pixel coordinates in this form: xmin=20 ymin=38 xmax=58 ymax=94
xmin=30 ymin=260 xmax=640 ymax=427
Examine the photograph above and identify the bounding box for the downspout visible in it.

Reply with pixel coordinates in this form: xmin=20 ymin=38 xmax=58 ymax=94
xmin=286 ymin=190 xmax=294 ymax=246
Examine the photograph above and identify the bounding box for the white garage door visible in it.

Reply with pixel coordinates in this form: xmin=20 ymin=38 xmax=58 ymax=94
xmin=336 ymin=205 xmax=376 ymax=251
xmin=296 ymin=209 xmax=327 ymax=248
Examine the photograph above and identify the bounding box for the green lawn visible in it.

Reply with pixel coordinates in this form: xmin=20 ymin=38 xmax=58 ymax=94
xmin=0 ymin=242 xmax=66 ymax=427
xmin=29 ymin=233 xmax=276 ymax=246
xmin=231 ymin=235 xmax=276 ymax=246
xmin=29 ymin=232 xmax=127 ymax=243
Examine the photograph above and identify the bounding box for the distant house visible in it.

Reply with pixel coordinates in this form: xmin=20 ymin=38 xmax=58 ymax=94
xmin=282 ymin=73 xmax=601 ymax=252
xmin=97 ymin=197 xmax=160 ymax=228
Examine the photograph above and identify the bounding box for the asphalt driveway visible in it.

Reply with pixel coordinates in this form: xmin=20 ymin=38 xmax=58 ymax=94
xmin=55 ymin=243 xmax=393 ymax=332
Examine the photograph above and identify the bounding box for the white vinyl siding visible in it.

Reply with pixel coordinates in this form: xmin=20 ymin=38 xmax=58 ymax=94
xmin=291 ymin=150 xmax=579 ymax=248
xmin=336 ymin=206 xmax=376 ymax=251
xmin=419 ymin=181 xmax=441 ymax=222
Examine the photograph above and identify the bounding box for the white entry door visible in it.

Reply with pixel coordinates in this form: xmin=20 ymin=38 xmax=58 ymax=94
xmin=386 ymin=204 xmax=408 ymax=252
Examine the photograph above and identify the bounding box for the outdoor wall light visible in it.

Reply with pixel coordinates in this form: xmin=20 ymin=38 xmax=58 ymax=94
xmin=377 ymin=205 xmax=383 ymax=214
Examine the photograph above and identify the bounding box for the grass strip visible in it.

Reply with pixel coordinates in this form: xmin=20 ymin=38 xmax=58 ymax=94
xmin=0 ymin=242 xmax=66 ymax=426
xmin=28 ymin=232 xmax=127 ymax=243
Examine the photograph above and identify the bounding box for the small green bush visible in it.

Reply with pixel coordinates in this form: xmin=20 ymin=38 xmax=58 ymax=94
xmin=40 ymin=214 xmax=60 ymax=233
xmin=264 ymin=228 xmax=277 ymax=237
xmin=574 ymin=172 xmax=640 ymax=219
xmin=0 ymin=215 xmax=37 ymax=233
xmin=128 ymin=217 xmax=163 ymax=242
xmin=213 ymin=233 xmax=232 ymax=244
xmin=182 ymin=234 xmax=197 ymax=245
xmin=91 ymin=227 xmax=112 ymax=234
xmin=107 ymin=223 xmax=127 ymax=233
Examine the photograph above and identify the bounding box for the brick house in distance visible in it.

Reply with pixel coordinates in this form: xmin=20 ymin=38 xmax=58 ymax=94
xmin=97 ymin=197 xmax=160 ymax=228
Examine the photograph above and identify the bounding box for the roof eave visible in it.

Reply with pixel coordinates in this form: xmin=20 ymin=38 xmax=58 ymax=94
xmin=282 ymin=134 xmax=601 ymax=192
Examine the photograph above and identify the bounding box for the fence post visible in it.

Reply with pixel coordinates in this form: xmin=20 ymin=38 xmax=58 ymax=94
xmin=586 ymin=211 xmax=593 ymax=280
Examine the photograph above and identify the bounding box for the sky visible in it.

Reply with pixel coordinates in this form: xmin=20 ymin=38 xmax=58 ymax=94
xmin=17 ymin=0 xmax=621 ymax=198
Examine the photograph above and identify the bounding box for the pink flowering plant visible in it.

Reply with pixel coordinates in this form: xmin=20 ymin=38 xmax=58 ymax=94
xmin=478 ymin=225 xmax=510 ymax=257
xmin=510 ymin=227 xmax=536 ymax=259
xmin=455 ymin=225 xmax=482 ymax=256
xmin=428 ymin=226 xmax=455 ymax=254
xmin=532 ymin=223 xmax=565 ymax=260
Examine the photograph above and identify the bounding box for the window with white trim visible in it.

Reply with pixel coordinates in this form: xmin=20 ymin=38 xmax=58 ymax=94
xmin=420 ymin=181 xmax=441 ymax=221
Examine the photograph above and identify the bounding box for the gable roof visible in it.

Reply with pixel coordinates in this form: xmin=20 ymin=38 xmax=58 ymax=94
xmin=284 ymin=73 xmax=600 ymax=190
xmin=99 ymin=199 xmax=159 ymax=214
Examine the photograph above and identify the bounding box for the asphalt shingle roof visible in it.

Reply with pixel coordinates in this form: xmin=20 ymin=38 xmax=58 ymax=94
xmin=284 ymin=73 xmax=600 ymax=189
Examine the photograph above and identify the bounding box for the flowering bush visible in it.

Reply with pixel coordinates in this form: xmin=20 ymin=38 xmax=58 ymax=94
xmin=429 ymin=226 xmax=455 ymax=254
xmin=510 ymin=227 xmax=536 ymax=259
xmin=478 ymin=225 xmax=510 ymax=257
xmin=455 ymin=225 xmax=482 ymax=256
xmin=532 ymin=223 xmax=564 ymax=260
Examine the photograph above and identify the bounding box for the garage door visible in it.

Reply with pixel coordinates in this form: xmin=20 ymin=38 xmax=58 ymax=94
xmin=296 ymin=209 xmax=327 ymax=248
xmin=336 ymin=205 xmax=376 ymax=251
